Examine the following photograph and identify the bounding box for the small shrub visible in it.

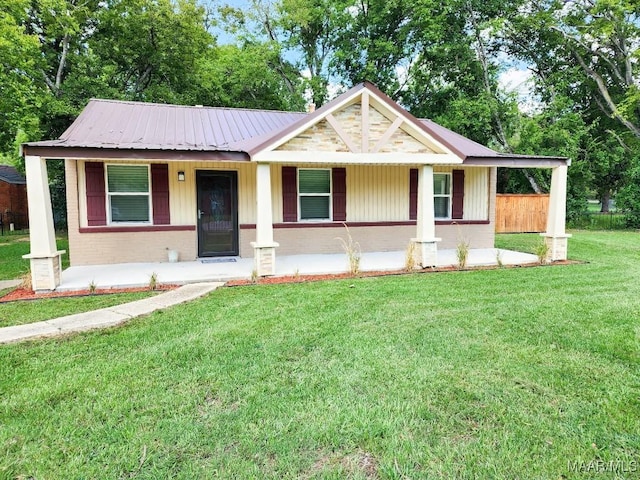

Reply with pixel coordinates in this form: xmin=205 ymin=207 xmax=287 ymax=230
xmin=250 ymin=269 xmax=259 ymax=284
xmin=336 ymin=224 xmax=361 ymax=276
xmin=148 ymin=272 xmax=158 ymax=291
xmin=496 ymin=250 xmax=504 ymax=268
xmin=404 ymin=242 xmax=417 ymax=272
xmin=19 ymin=271 xmax=32 ymax=291
xmin=456 ymin=240 xmax=470 ymax=269
xmin=534 ymin=240 xmax=549 ymax=265
xmin=88 ymin=280 xmax=97 ymax=294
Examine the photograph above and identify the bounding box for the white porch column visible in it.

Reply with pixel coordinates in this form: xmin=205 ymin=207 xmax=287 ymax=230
xmin=250 ymin=162 xmax=279 ymax=276
xmin=541 ymin=164 xmax=571 ymax=261
xmin=22 ymin=155 xmax=66 ymax=291
xmin=413 ymin=164 xmax=441 ymax=267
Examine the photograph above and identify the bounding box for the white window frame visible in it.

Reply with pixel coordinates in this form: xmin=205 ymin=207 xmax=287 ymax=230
xmin=105 ymin=163 xmax=152 ymax=225
xmin=433 ymin=172 xmax=452 ymax=220
xmin=298 ymin=168 xmax=332 ymax=222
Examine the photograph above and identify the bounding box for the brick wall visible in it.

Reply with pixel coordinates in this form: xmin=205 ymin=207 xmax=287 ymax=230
xmin=0 ymin=181 xmax=28 ymax=229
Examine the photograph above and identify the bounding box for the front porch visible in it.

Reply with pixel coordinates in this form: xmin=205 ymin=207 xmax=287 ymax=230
xmin=56 ymin=248 xmax=539 ymax=291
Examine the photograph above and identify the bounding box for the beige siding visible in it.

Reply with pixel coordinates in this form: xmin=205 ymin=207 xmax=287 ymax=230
xmin=434 ymin=166 xmax=489 ymax=221
xmin=346 ymin=165 xmax=410 ymax=221
xmin=167 ymin=161 xmax=256 ymax=225
xmin=65 ymin=159 xmax=81 ymax=266
xmin=270 ymin=165 xmax=491 ymax=224
xmin=271 ymin=164 xmax=283 ymax=223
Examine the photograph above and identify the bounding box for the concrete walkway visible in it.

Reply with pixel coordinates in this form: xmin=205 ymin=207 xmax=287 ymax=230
xmin=0 ymin=282 xmax=222 ymax=344
xmin=0 ymin=279 xmax=21 ymax=290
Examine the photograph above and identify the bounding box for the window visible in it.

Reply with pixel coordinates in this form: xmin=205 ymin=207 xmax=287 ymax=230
xmin=433 ymin=173 xmax=451 ymax=219
xmin=298 ymin=169 xmax=331 ymax=220
xmin=106 ymin=164 xmax=151 ymax=223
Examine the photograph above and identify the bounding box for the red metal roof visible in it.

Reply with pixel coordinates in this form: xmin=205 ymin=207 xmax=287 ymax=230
xmin=23 ymin=84 xmax=568 ymax=165
xmin=30 ymin=99 xmax=305 ymax=152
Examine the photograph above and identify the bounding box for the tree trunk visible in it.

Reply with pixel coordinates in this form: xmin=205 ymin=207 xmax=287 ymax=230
xmin=522 ymin=168 xmax=544 ymax=194
xmin=600 ymin=191 xmax=611 ymax=213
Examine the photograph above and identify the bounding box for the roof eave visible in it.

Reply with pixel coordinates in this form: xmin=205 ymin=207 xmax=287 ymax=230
xmin=463 ymin=155 xmax=571 ymax=168
xmin=21 ymin=144 xmax=250 ymax=162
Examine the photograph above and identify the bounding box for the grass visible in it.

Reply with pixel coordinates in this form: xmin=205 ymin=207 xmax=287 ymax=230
xmin=0 ymin=291 xmax=159 ymax=328
xmin=1 ymin=231 xmax=639 ymax=478
xmin=0 ymin=233 xmax=69 ymax=280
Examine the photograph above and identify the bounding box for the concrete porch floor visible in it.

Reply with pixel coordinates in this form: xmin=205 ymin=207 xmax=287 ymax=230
xmin=57 ymin=248 xmax=539 ymax=292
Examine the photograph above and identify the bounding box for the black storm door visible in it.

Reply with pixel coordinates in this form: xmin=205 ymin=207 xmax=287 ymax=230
xmin=196 ymin=171 xmax=238 ymax=257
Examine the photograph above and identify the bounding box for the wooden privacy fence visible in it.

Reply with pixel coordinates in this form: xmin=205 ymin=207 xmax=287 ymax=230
xmin=495 ymin=194 xmax=549 ymax=233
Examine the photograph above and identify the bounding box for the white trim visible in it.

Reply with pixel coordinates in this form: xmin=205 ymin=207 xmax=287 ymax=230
xmin=433 ymin=172 xmax=452 ymax=220
xmin=105 ymin=163 xmax=152 ymax=225
xmin=253 ymin=151 xmax=462 ymax=165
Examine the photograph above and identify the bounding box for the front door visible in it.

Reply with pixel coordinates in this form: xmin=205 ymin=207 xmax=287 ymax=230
xmin=196 ymin=171 xmax=238 ymax=257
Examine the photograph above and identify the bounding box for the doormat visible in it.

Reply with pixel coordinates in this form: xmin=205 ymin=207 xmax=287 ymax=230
xmin=200 ymin=258 xmax=237 ymax=264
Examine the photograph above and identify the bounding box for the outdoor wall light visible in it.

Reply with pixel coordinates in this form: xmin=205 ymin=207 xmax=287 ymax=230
xmin=177 ymin=171 xmax=185 ymax=182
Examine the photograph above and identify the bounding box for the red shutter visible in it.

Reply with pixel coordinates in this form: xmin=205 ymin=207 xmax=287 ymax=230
xmin=452 ymin=169 xmax=465 ymax=219
xmin=282 ymin=166 xmax=298 ymax=222
xmin=332 ymin=167 xmax=347 ymax=222
xmin=85 ymin=162 xmax=106 ymax=226
xmin=409 ymin=168 xmax=418 ymax=220
xmin=151 ymin=164 xmax=170 ymax=225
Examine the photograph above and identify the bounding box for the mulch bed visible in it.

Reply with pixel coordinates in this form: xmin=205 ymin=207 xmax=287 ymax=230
xmin=0 ymin=259 xmax=578 ymax=300
xmin=0 ymin=285 xmax=178 ymax=303
xmin=225 ymin=260 xmax=577 ymax=287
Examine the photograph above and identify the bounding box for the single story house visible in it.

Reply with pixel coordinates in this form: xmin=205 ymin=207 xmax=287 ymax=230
xmin=0 ymin=164 xmax=28 ymax=232
xmin=21 ymin=82 xmax=570 ymax=290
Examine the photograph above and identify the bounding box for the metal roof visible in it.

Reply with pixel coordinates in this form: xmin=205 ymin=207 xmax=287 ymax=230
xmin=27 ymin=99 xmax=306 ymax=152
xmin=0 ymin=165 xmax=26 ymax=184
xmin=23 ymin=83 xmax=568 ymax=166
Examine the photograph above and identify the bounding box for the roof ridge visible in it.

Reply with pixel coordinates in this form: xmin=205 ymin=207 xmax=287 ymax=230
xmin=87 ymin=98 xmax=308 ymax=115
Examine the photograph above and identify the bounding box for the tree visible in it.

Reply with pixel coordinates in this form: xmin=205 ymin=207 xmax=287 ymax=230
xmin=0 ymin=0 xmax=42 ymax=159
xmin=193 ymin=42 xmax=305 ymax=111
xmin=93 ymin=0 xmax=212 ymax=104
xmin=503 ymin=0 xmax=640 ymax=210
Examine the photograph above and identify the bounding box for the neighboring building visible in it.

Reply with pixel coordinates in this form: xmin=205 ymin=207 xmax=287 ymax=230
xmin=21 ymin=82 xmax=570 ymax=290
xmin=0 ymin=165 xmax=28 ymax=231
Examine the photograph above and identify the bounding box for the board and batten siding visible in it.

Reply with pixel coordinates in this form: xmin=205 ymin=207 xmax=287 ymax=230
xmin=271 ymin=164 xmax=489 ymax=223
xmin=433 ymin=166 xmax=489 ymax=221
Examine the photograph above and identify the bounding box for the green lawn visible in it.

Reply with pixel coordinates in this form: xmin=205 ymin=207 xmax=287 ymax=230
xmin=0 ymin=233 xmax=158 ymax=327
xmin=0 ymin=233 xmax=69 ymax=280
xmin=1 ymin=231 xmax=639 ymax=478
